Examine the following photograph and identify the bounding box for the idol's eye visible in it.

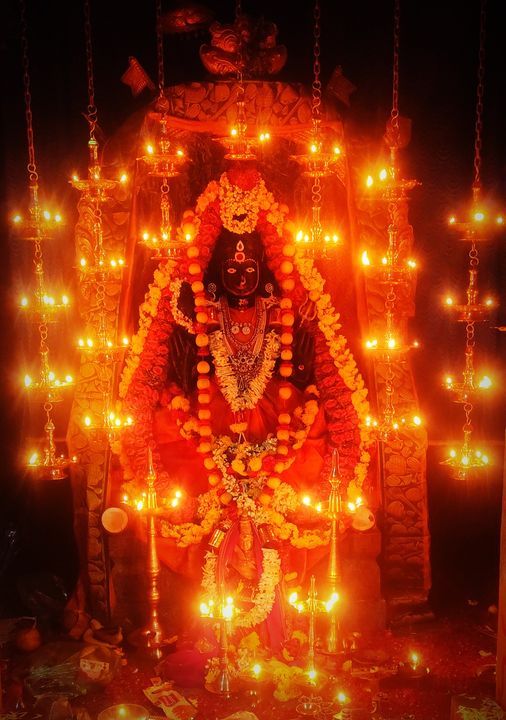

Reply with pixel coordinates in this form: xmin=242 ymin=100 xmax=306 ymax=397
xmin=226 ymin=267 xmax=237 ymax=274
xmin=245 ymin=267 xmax=256 ymax=273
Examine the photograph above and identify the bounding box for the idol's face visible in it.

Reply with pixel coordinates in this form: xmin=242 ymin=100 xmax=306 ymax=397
xmin=222 ymin=258 xmax=260 ymax=298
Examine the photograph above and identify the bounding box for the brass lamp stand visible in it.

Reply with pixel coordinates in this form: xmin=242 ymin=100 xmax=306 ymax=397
xmin=324 ymin=447 xmax=345 ymax=655
xmin=128 ymin=449 xmax=173 ymax=660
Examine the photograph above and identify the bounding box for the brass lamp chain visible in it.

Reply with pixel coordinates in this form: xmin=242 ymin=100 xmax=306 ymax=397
xmin=473 ymin=0 xmax=486 ymax=193
xmin=235 ymin=0 xmax=242 ymax=20
xmin=156 ymin=0 xmax=165 ymax=98
xmin=20 ymin=0 xmax=38 ymax=187
xmin=84 ymin=0 xmax=98 ymax=139
xmin=312 ymin=0 xmax=321 ymax=122
xmin=390 ymin=0 xmax=400 ymax=137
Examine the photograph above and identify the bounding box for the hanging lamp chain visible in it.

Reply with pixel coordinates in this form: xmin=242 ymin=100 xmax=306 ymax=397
xmin=390 ymin=0 xmax=400 ymax=139
xmin=311 ymin=0 xmax=321 ymax=124
xmin=235 ymin=0 xmax=242 ymax=20
xmin=19 ymin=0 xmax=38 ymax=188
xmin=473 ymin=0 xmax=486 ymax=194
xmin=83 ymin=0 xmax=98 ymax=139
xmin=156 ymin=0 xmax=165 ymax=98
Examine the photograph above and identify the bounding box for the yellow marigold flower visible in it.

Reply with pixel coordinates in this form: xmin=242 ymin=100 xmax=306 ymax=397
xmin=248 ymin=456 xmax=263 ymax=472
xmin=231 ymin=459 xmax=246 ymax=474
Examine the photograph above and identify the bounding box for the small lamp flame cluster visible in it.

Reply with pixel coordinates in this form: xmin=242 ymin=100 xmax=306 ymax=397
xmin=440 ymin=1 xmax=501 ymax=479
xmin=71 ymin=0 xmax=131 ymax=441
xmin=15 ymin=0 xmax=74 ymax=479
xmin=291 ymin=0 xmax=344 ymax=259
xmin=137 ymin=0 xmax=189 ymax=259
xmin=361 ymin=0 xmax=422 ymax=442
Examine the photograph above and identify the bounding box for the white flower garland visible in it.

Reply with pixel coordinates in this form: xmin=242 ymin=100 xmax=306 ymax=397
xmin=218 ymin=173 xmax=265 ymax=234
xmin=201 ymin=547 xmax=281 ymax=630
xmin=209 ymin=329 xmax=280 ymax=412
xmin=169 ymin=278 xmax=195 ymax=334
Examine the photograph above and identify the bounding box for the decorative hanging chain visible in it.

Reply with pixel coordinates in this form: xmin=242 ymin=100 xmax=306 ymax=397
xmin=20 ymin=0 xmax=38 ymax=186
xmin=235 ymin=0 xmax=242 ymax=20
xmin=311 ymin=0 xmax=322 ymax=122
xmin=390 ymin=0 xmax=400 ymax=137
xmin=84 ymin=0 xmax=98 ymax=138
xmin=473 ymin=0 xmax=487 ymax=193
xmin=156 ymin=0 xmax=165 ymax=98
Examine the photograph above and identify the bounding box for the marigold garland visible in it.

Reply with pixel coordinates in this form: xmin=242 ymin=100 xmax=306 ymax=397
xmin=118 ymin=165 xmax=373 ymax=550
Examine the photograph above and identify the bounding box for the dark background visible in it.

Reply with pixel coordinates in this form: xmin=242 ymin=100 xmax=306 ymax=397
xmin=1 ymin=0 xmax=505 ymax=616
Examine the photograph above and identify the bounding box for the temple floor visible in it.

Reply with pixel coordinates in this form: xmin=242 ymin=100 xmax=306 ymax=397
xmin=1 ymin=605 xmax=501 ymax=720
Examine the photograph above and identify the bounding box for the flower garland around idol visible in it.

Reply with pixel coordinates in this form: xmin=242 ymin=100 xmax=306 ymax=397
xmin=201 ymin=547 xmax=281 ymax=629
xmin=118 ymin=165 xmax=372 ymax=548
xmin=184 ymin=168 xmax=321 ymax=513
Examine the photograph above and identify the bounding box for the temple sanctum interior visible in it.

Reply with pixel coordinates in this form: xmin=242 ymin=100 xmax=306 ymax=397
xmin=1 ymin=1 xmax=506 ymax=718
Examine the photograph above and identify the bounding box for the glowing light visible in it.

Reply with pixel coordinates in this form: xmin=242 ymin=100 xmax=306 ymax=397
xmin=449 ymin=215 xmax=456 ymax=224
xmin=379 ymin=168 xmax=388 ymax=181
xmin=413 ymin=340 xmax=420 ymax=348
xmin=13 ymin=214 xmax=22 ymax=224
xmin=20 ymin=296 xmax=29 ymax=307
xmin=449 ymin=449 xmax=457 ymax=459
xmin=65 ymin=375 xmax=73 ymax=383
xmin=62 ymin=295 xmax=69 ymax=305
xmin=413 ymin=415 xmax=422 ymax=426
xmin=333 ymin=145 xmax=341 ymax=155
xmin=78 ymin=338 xmax=84 ymax=347
xmin=119 ymin=173 xmax=128 ymax=183
xmin=381 ymin=256 xmax=388 ymax=265
xmin=200 ymin=602 xmax=210 ymax=616
xmin=24 ymin=374 xmax=32 ymax=387
xmin=478 ymin=375 xmax=492 ymax=389
xmin=142 ymin=231 xmax=150 ymax=241
xmin=445 ymin=376 xmax=453 ymax=386
xmin=360 ymin=250 xmax=371 ymax=266
xmin=315 ymin=502 xmax=322 ymax=513
xmin=222 ymin=604 xmax=234 ymax=620
xmin=259 ymin=132 xmax=271 ymax=142
xmin=302 ymin=495 xmax=312 ymax=506
xmin=387 ymin=337 xmax=396 ymax=349
xmin=118 ymin=258 xmax=125 ymax=266
xmin=122 ymin=337 xmax=129 ymax=346
xmin=497 ymin=215 xmax=504 ymax=225
xmin=146 ymin=144 xmax=155 ymax=154
xmin=176 ymin=149 xmax=184 ymax=157
xmin=43 ymin=210 xmax=51 ymax=220
xmin=461 ymin=455 xmax=470 ymax=466
xmin=252 ymin=663 xmax=262 ymax=677
xmin=175 ymin=490 xmax=182 ymax=498
xmin=366 ymin=175 xmax=374 ymax=188
xmin=307 ymin=669 xmax=317 ymax=681
xmin=72 ymin=174 xmax=79 ymax=182
xmin=310 ymin=143 xmax=318 ymax=154
xmin=288 ymin=591 xmax=298 ymax=605
xmin=347 ymin=502 xmax=356 ymax=513
xmin=54 ymin=213 xmax=62 ymax=223
xmin=230 ymin=127 xmax=238 ymax=137
xmin=473 ymin=210 xmax=485 ymax=222
xmin=136 ymin=500 xmax=144 ymax=511
xmin=407 ymin=258 xmax=417 ymax=269
xmin=28 ymin=451 xmax=39 ymax=466
xmin=296 ymin=230 xmax=304 ymax=243
xmin=482 ymin=454 xmax=489 ymax=465
xmin=485 ymin=297 xmax=494 ymax=307
xmin=84 ymin=416 xmax=92 ymax=427
xmin=122 ymin=494 xmax=129 ymax=503
xmin=445 ymin=296 xmax=454 ymax=306
xmin=365 ymin=338 xmax=378 ymax=349
xmin=80 ymin=258 xmax=87 ymax=267
xmin=86 ymin=338 xmax=94 ymax=348
xmin=410 ymin=652 xmax=420 ymax=669
xmin=170 ymin=498 xmax=179 ymax=507
xmin=325 ymin=592 xmax=339 ymax=612
xmin=336 ymin=692 xmax=349 ymax=705
xmin=185 ymin=233 xmax=192 ymax=241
